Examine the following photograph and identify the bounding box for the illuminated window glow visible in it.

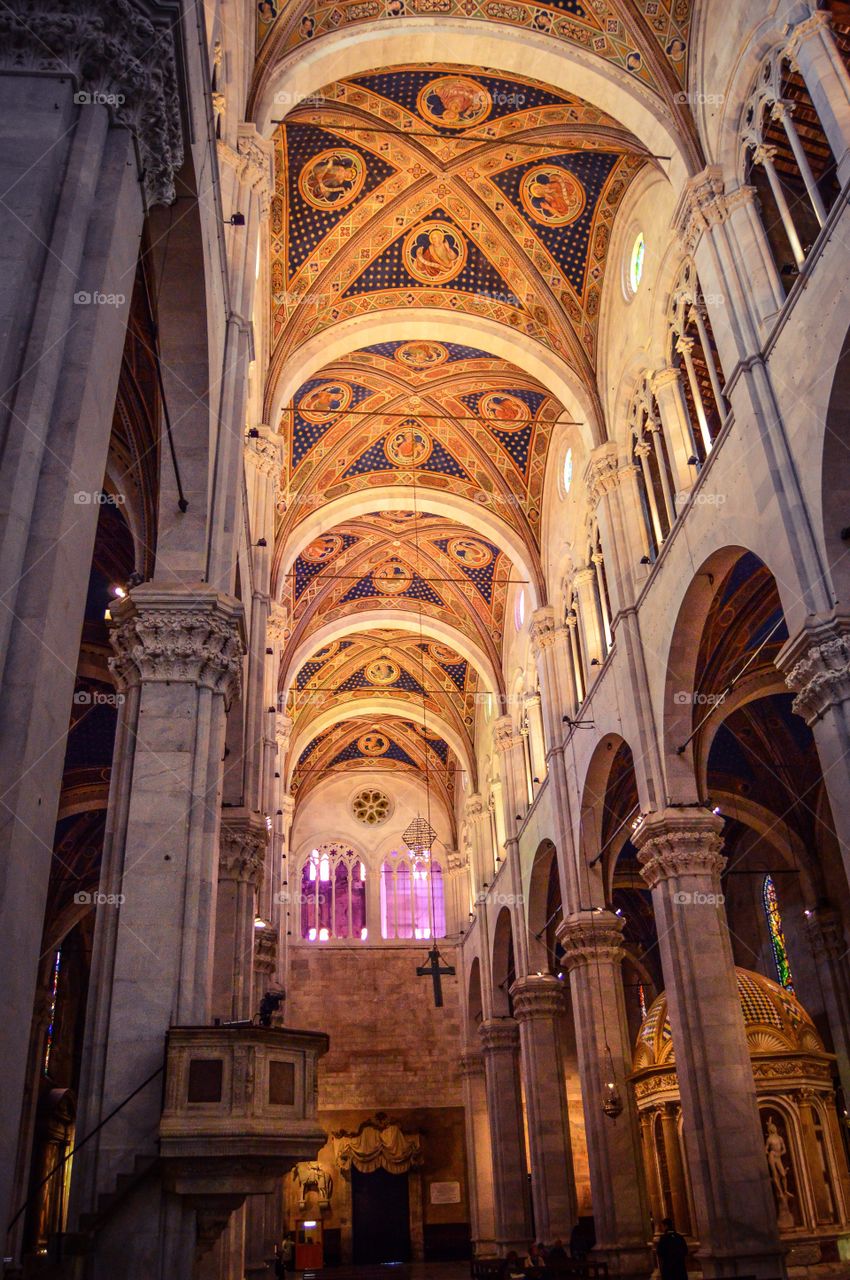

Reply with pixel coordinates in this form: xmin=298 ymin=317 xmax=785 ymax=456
xmin=301 ymin=844 xmax=366 ymax=941
xmin=563 ymin=447 xmax=573 ymax=494
xmin=381 ymin=852 xmax=446 ymax=940
xmin=763 ymin=874 xmax=794 ymax=992
xmin=629 ymin=232 xmax=645 ymax=295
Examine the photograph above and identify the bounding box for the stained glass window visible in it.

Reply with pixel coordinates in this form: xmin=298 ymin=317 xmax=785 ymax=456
xmin=629 ymin=232 xmax=645 ymax=295
xmin=301 ymin=844 xmax=366 ymax=941
xmin=43 ymin=947 xmax=62 ymax=1075
xmin=381 ymin=852 xmax=446 ymax=939
xmin=763 ymin=874 xmax=794 ymax=993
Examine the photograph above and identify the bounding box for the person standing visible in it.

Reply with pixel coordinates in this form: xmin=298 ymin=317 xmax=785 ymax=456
xmin=655 ymin=1218 xmax=689 ymax=1280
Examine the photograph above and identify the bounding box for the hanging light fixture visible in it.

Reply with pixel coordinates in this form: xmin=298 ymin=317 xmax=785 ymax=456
xmin=403 ymin=816 xmax=436 ymax=859
xmin=601 ymin=1045 xmax=624 ymax=1119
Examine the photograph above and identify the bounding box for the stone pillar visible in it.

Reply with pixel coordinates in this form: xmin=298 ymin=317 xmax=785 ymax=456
xmin=558 ymin=912 xmax=651 ymax=1278
xmin=652 ymin=366 xmax=700 ymax=492
xmin=632 ymin=809 xmax=785 ymax=1280
xmin=460 ymin=1052 xmax=497 ymax=1254
xmin=511 ymin=975 xmax=577 ymax=1244
xmin=639 ymin=1110 xmax=664 ymax=1231
xmin=778 ymin=612 xmax=850 ymax=887
xmin=659 ymin=1104 xmax=691 ymax=1235
xmin=786 ymin=11 xmax=850 ymax=187
xmin=574 ymin=566 xmax=605 ymax=670
xmin=0 ymin=3 xmax=183 ymax=1223
xmin=212 ymin=810 xmax=268 ymax=1023
xmin=70 ymin=585 xmax=244 ymax=1279
xmin=479 ymin=1018 xmax=532 ymax=1252
xmin=493 ymin=718 xmax=529 ymax=975
xmin=805 ymin=904 xmax=850 ymax=1104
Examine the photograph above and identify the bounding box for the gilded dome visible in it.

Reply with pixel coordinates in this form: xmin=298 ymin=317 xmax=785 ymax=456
xmin=633 ymin=967 xmax=826 ymax=1071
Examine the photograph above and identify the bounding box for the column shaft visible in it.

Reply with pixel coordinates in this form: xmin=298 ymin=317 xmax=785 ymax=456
xmin=479 ymin=1018 xmax=532 ymax=1251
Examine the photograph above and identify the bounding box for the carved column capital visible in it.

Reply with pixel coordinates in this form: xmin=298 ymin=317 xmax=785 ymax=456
xmin=276 ymin=714 xmax=294 ymax=752
xmin=631 ymin=808 xmax=726 ymax=890
xmin=459 ymin=1051 xmax=485 ymax=1079
xmin=267 ymin=603 xmax=289 ymax=649
xmin=557 ymin=910 xmax=625 ymax=969
xmin=493 ymin=715 xmax=520 ymax=756
xmin=510 ymin=973 xmax=567 ymax=1022
xmin=585 ymin=442 xmax=620 ymax=508
xmin=805 ymin=904 xmax=847 ymax=960
xmin=479 ymin=1017 xmax=520 ymax=1054
xmin=777 ymin=612 xmax=850 ymax=725
xmin=254 ymin=924 xmax=278 ymax=975
xmin=219 ymin=810 xmax=269 ymax=887
xmin=245 ymin=424 xmax=284 ymax=480
xmin=529 ymin=606 xmax=558 ymax=655
xmin=673 ymin=165 xmax=727 ymax=251
xmin=784 ymin=10 xmax=832 ymax=60
xmin=651 ymin=366 xmax=684 ymax=396
xmin=0 ymin=0 xmax=184 ymax=207
xmin=108 ymin=585 xmax=244 ymax=704
xmin=464 ymin=792 xmax=486 ymax=824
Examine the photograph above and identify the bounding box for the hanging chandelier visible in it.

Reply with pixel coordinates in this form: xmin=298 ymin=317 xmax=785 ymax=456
xmin=403 ymin=816 xmax=436 ymax=858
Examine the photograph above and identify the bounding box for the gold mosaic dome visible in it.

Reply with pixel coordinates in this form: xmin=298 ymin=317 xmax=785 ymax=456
xmin=633 ymin=967 xmax=827 ymax=1071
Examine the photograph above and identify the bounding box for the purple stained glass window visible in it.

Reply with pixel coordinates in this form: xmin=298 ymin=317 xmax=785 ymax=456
xmin=380 ymin=853 xmax=446 ymax=939
xmin=300 ymin=845 xmax=365 ymax=940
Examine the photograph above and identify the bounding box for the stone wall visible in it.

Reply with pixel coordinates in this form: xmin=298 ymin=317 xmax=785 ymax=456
xmin=286 ymin=942 xmax=463 ymax=1109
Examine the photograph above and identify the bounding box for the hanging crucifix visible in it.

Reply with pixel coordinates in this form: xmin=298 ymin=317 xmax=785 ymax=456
xmin=416 ymin=945 xmax=456 ymax=1008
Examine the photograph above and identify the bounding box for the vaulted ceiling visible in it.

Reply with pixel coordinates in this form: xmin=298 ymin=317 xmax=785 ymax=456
xmin=263 ymin=54 xmax=664 ymax=815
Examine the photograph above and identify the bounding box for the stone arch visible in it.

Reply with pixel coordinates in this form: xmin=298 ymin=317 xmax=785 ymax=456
xmin=579 ymin=732 xmax=640 ymax=903
xmin=526 ymin=839 xmax=559 ymax=973
xmin=468 ymin=954 xmax=484 ymax=1030
xmin=282 ymin=612 xmax=503 ymax=699
xmin=820 ymin=319 xmax=850 ymax=607
xmin=491 ymin=905 xmax=515 ymax=1017
xmin=286 ymin=699 xmax=475 ymax=785
xmin=251 ymin=20 xmax=693 ymax=190
xmin=268 ymin=309 xmax=602 ymax=452
xmin=276 ymin=485 xmax=545 ymax=610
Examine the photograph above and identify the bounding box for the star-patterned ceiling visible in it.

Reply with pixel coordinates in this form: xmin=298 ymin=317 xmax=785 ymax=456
xmin=267 ymin=64 xmax=648 ymax=384
xmin=262 ymin=56 xmax=666 ymax=810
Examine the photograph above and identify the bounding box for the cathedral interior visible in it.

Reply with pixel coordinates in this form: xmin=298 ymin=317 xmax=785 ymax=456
xmin=1 ymin=1 xmax=850 ymax=1278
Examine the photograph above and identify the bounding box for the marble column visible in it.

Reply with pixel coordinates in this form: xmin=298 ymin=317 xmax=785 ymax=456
xmin=511 ymin=975 xmax=577 ymax=1245
xmin=557 ymin=912 xmax=651 ymax=1278
xmin=493 ymin=718 xmax=529 ymax=975
xmin=785 ymin=11 xmax=850 ymax=187
xmin=70 ymin=584 xmax=244 ymax=1279
xmin=633 ymin=809 xmax=785 ymax=1279
xmin=479 ymin=1017 xmax=532 ymax=1252
xmin=212 ymin=810 xmax=269 ymax=1023
xmin=805 ymin=904 xmax=850 ymax=1105
xmin=0 ymin=4 xmax=182 ymax=1220
xmin=460 ymin=1052 xmax=497 ymax=1254
xmin=779 ymin=612 xmax=850 ymax=887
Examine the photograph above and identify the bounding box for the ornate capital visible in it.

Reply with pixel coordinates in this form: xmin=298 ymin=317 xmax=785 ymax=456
xmin=459 ymin=1051 xmax=485 ymax=1079
xmin=254 ymin=924 xmax=278 ymax=975
xmin=108 ymin=585 xmax=244 ymax=704
xmin=777 ymin=612 xmax=850 ymax=725
xmin=557 ymin=910 xmax=625 ymax=970
xmin=529 ymin=606 xmax=558 ymax=655
xmin=673 ymin=165 xmax=726 ymax=251
xmin=585 ymin=442 xmax=620 ymax=508
xmin=784 ymin=10 xmax=832 ymax=60
xmin=479 ymin=1017 xmax=520 ymax=1054
xmin=245 ymin=424 xmax=284 ymax=480
xmin=493 ymin=715 xmax=520 ymax=756
xmin=219 ymin=810 xmax=269 ymax=887
xmin=805 ymin=905 xmax=847 ymax=960
xmin=632 ymin=808 xmax=726 ymax=890
xmin=0 ymin=0 xmax=184 ymax=207
xmin=510 ymin=974 xmax=567 ymax=1022
xmin=276 ymin=714 xmax=294 ymax=752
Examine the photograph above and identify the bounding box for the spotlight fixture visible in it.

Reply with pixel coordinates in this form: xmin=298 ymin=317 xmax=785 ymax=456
xmin=247 ymin=427 xmax=260 ymax=438
xmin=226 ymin=212 xmax=246 ymax=226
xmin=266 ymin=647 xmax=274 ymax=655
xmin=533 ymin=777 xmax=540 ymax=784
xmin=687 ymin=455 xmax=699 ymax=466
xmin=268 ymin=706 xmax=275 ymax=713
xmin=590 ymin=658 xmax=600 ymax=666
xmin=639 ymin=555 xmax=651 ymax=565
xmin=841 ymin=527 xmax=850 ymax=541
xmin=255 ymin=537 xmax=267 ymax=547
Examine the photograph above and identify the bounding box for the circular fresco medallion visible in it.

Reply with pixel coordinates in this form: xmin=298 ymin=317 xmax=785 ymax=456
xmin=298 ymin=149 xmax=367 ymax=211
xmin=417 ymin=76 xmax=492 ymax=129
xmin=302 ymin=533 xmax=343 ymax=564
xmin=298 ymin=381 xmax=352 ymax=424
xmin=428 ymin=642 xmax=462 ymax=666
xmin=365 ymin=657 xmax=401 ymax=686
xmin=394 ymin=340 xmax=449 ymax=370
xmin=352 ymin=787 xmax=391 ymax=826
xmin=447 ymin=536 xmax=493 ymax=570
xmin=479 ymin=391 xmax=529 ymax=429
xmin=358 ymin=730 xmax=389 ymax=756
xmin=378 ymin=509 xmax=419 ymax=522
xmin=403 ymin=222 xmax=466 ymax=285
xmin=384 ymin=425 xmax=432 ymax=467
xmin=520 ymin=165 xmax=586 ymax=227
xmin=312 ymin=640 xmax=340 ymax=662
xmin=373 ymin=559 xmax=413 ymax=594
